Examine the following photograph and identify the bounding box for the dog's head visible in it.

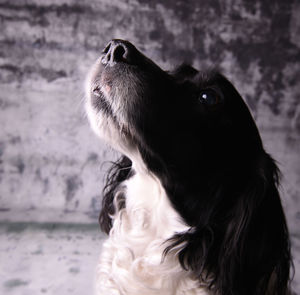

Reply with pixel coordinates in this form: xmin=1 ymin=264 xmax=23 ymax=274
xmin=85 ymin=40 xmax=270 ymax=225
xmin=85 ymin=40 xmax=291 ymax=295
xmin=86 ymin=39 xmax=261 ymax=183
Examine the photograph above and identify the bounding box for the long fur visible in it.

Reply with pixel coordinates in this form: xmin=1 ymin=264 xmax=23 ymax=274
xmin=85 ymin=39 xmax=292 ymax=295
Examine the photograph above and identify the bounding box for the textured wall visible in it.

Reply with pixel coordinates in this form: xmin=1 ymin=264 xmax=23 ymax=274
xmin=0 ymin=0 xmax=299 ymax=291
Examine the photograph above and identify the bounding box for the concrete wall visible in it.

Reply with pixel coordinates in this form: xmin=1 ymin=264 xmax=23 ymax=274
xmin=0 ymin=0 xmax=299 ymax=292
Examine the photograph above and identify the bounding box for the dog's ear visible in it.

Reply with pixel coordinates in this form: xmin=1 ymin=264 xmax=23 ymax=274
xmin=99 ymin=156 xmax=132 ymax=234
xmin=166 ymin=152 xmax=291 ymax=295
xmin=219 ymin=152 xmax=292 ymax=295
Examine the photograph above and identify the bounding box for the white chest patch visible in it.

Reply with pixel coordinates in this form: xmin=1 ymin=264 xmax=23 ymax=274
xmin=95 ymin=172 xmax=210 ymax=295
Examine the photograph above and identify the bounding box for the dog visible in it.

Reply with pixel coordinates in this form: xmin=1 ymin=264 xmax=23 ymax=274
xmin=85 ymin=39 xmax=292 ymax=295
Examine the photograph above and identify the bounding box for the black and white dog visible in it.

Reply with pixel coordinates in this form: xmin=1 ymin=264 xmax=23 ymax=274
xmin=85 ymin=39 xmax=292 ymax=295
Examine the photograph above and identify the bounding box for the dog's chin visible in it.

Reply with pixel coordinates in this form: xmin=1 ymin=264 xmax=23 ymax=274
xmin=85 ymin=83 xmax=140 ymax=167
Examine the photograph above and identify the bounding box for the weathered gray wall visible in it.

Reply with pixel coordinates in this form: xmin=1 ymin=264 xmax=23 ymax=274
xmin=0 ymin=0 xmax=299 ymax=293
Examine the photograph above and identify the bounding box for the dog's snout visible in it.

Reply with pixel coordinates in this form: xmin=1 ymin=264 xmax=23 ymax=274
xmin=101 ymin=39 xmax=132 ymax=66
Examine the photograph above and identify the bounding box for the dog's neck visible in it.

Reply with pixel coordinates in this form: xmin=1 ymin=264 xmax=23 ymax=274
xmin=124 ymin=170 xmax=188 ymax=239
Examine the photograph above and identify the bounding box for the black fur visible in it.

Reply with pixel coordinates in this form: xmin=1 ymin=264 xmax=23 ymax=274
xmin=99 ymin=156 xmax=132 ymax=234
xmin=92 ymin=40 xmax=292 ymax=295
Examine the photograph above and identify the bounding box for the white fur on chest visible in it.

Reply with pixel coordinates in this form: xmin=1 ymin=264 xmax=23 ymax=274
xmin=95 ymin=172 xmax=210 ymax=295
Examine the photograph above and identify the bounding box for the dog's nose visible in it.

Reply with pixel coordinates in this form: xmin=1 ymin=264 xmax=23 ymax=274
xmin=101 ymin=39 xmax=132 ymax=66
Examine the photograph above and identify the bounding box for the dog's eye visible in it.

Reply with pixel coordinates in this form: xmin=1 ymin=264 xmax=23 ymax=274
xmin=198 ymin=89 xmax=221 ymax=106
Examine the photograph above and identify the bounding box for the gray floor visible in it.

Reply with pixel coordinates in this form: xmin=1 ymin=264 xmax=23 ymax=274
xmin=0 ymin=223 xmax=104 ymax=295
xmin=0 ymin=222 xmax=299 ymax=295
